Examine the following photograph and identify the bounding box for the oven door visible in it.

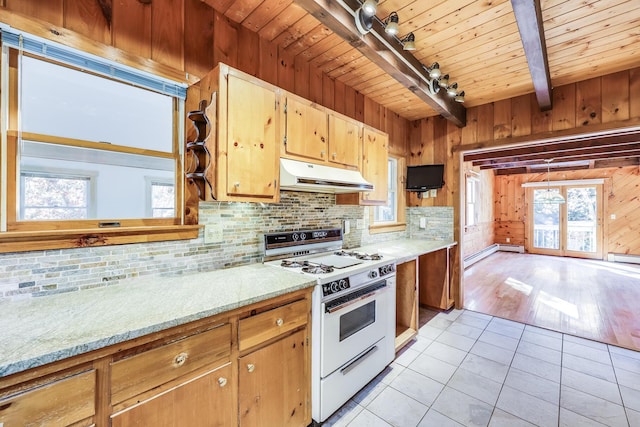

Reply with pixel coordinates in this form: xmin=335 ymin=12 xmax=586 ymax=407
xmin=320 ymin=279 xmax=390 ymax=377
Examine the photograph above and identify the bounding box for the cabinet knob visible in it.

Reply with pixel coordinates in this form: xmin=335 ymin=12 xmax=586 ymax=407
xmin=247 ymin=363 xmax=255 ymax=373
xmin=276 ymin=318 xmax=284 ymax=327
xmin=332 ymin=153 xmax=337 ymax=159
xmin=218 ymin=377 xmax=227 ymax=387
xmin=173 ymin=352 xmax=188 ymax=367
xmin=234 ymin=182 xmax=240 ymax=187
xmin=320 ymin=151 xmax=325 ymax=157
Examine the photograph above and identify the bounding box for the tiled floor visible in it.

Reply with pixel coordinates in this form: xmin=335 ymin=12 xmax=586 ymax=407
xmin=323 ymin=309 xmax=640 ymax=427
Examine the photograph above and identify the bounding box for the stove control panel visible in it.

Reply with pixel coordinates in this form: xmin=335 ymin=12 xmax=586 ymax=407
xmin=379 ymin=264 xmax=395 ymax=276
xmin=322 ymin=278 xmax=350 ymax=296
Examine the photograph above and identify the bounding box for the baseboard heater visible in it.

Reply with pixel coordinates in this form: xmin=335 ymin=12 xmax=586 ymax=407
xmin=607 ymin=253 xmax=640 ymax=265
xmin=498 ymin=244 xmax=525 ymax=253
xmin=463 ymin=244 xmax=499 ymax=268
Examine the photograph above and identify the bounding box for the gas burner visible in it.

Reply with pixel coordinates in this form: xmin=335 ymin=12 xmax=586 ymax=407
xmin=302 ymin=265 xmax=334 ymax=274
xmin=334 ymin=250 xmax=354 ymax=257
xmin=281 ymin=259 xmax=306 ymax=268
xmin=357 ymin=253 xmax=383 ymax=261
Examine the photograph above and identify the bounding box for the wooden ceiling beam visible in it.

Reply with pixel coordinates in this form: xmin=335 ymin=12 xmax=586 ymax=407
xmin=478 ymin=149 xmax=640 ymax=170
xmin=511 ymin=0 xmax=552 ymax=111
xmin=496 ymin=158 xmax=640 ymax=175
xmin=292 ymin=0 xmax=466 ymax=126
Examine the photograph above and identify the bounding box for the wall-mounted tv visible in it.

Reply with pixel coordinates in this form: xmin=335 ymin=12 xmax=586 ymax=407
xmin=405 ymin=164 xmax=445 ymax=191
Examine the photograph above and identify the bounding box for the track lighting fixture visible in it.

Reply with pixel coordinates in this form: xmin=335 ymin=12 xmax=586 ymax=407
xmin=383 ymin=12 xmax=399 ymax=35
xmin=438 ymin=74 xmax=449 ymax=88
xmin=400 ymin=33 xmax=416 ymax=51
xmin=446 ymin=82 xmax=458 ymax=96
xmin=425 ymin=62 xmax=441 ymax=79
xmin=354 ymin=0 xmax=378 ymax=34
xmin=454 ymin=91 xmax=465 ymax=103
xmin=361 ymin=0 xmax=378 ymax=16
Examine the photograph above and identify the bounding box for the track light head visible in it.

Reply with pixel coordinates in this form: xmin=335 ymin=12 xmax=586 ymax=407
xmin=355 ymin=7 xmax=374 ymax=34
xmin=426 ymin=62 xmax=441 ymax=79
xmin=383 ymin=12 xmax=399 ymax=35
xmin=438 ymin=74 xmax=449 ymax=88
xmin=401 ymin=33 xmax=416 ymax=51
xmin=454 ymin=91 xmax=465 ymax=103
xmin=361 ymin=0 xmax=378 ymax=16
xmin=447 ymin=82 xmax=458 ymax=96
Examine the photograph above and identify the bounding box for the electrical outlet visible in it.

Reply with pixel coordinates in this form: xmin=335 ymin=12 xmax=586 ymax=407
xmin=430 ymin=189 xmax=437 ymax=197
xmin=419 ymin=217 xmax=427 ymax=229
xmin=610 ymin=214 xmax=616 ymax=220
xmin=506 ymin=237 xmax=510 ymax=243
xmin=356 ymin=219 xmax=364 ymax=229
xmin=343 ymin=220 xmax=350 ymax=235
xmin=204 ymin=224 xmax=223 ymax=244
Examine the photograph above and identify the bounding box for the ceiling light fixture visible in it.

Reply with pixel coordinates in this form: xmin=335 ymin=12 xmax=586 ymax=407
xmin=425 ymin=62 xmax=441 ymax=79
xmin=354 ymin=0 xmax=378 ymax=34
xmin=361 ymin=0 xmax=378 ymax=16
xmin=383 ymin=12 xmax=399 ymax=35
xmin=534 ymin=159 xmax=566 ymax=204
xmin=446 ymin=82 xmax=458 ymax=96
xmin=400 ymin=33 xmax=416 ymax=51
xmin=454 ymin=91 xmax=465 ymax=103
xmin=438 ymin=74 xmax=449 ymax=88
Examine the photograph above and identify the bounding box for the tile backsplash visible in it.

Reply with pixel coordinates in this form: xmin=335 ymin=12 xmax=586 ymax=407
xmin=0 ymin=193 xmax=453 ymax=299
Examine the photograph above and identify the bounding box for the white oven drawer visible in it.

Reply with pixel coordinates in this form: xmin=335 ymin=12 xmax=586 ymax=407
xmin=320 ymin=281 xmax=391 ymax=377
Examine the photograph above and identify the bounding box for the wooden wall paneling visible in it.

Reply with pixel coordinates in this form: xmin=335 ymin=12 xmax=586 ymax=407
xmin=213 ymin=11 xmax=238 ymax=68
xmin=258 ymin=38 xmax=278 ymax=86
xmin=433 ymin=117 xmax=448 ymax=206
xmin=354 ymin=91 xmax=364 ymax=122
xmin=510 ymin=94 xmax=531 ymax=137
xmin=277 ymin=45 xmax=295 ymax=92
xmin=237 ymin=26 xmax=260 ymax=77
xmin=461 ymin=106 xmax=478 ymax=145
xmin=630 ymin=67 xmax=640 ymax=119
xmin=344 ymin=85 xmax=356 ymax=120
xmin=576 ymin=77 xmax=601 ymax=127
xmin=151 ymin=0 xmax=184 ymax=70
xmin=602 ymin=71 xmax=630 ymax=123
xmin=322 ymin=74 xmax=334 ymax=110
xmin=4 ymin=0 xmax=63 ymax=26
xmin=112 ymin=0 xmax=152 ymax=59
xmin=333 ymin=79 xmax=346 ymax=116
xmin=363 ymin=96 xmax=380 ymax=129
xmin=476 ymin=103 xmax=494 ymax=143
xmin=308 ymin=64 xmax=323 ymax=104
xmin=493 ymin=98 xmax=512 ymax=140
xmin=184 ymin=0 xmax=215 ymax=78
xmin=293 ymin=55 xmax=310 ymax=99
xmin=64 ymin=0 xmax=110 ymax=46
xmin=530 ymin=92 xmax=552 ymax=134
xmin=387 ymin=112 xmax=408 ymax=157
xmin=552 ymin=83 xmax=576 ymax=130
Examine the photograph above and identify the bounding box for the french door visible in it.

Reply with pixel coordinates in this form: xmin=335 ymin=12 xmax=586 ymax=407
xmin=528 ymin=184 xmax=603 ymax=259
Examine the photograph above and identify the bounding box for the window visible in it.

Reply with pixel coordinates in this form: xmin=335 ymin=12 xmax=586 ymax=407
xmin=21 ymin=170 xmax=94 ymax=220
xmin=466 ymin=172 xmax=480 ymax=227
xmin=374 ymin=158 xmax=398 ymax=223
xmin=371 ymin=155 xmax=406 ymax=233
xmin=1 ymin=31 xmax=185 ymax=234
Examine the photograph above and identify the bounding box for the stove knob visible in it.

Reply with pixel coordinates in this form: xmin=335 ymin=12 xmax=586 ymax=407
xmin=339 ymin=279 xmax=348 ymax=290
xmin=330 ymin=281 xmax=339 ymax=293
xmin=368 ymin=270 xmax=378 ymax=279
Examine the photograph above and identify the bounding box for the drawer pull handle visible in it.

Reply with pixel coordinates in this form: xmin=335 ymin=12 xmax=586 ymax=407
xmin=247 ymin=363 xmax=255 ymax=373
xmin=218 ymin=377 xmax=227 ymax=387
xmin=173 ymin=352 xmax=188 ymax=367
xmin=276 ymin=318 xmax=284 ymax=327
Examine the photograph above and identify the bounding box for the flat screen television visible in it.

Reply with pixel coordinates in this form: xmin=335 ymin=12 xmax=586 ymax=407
xmin=405 ymin=164 xmax=445 ymax=191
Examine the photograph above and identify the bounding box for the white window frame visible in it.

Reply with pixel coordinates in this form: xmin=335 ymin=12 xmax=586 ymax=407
xmin=146 ymin=177 xmax=175 ymax=218
xmin=465 ymin=172 xmax=480 ymax=227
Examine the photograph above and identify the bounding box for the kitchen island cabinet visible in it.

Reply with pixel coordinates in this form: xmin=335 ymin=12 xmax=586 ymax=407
xmin=0 ymin=268 xmax=313 ymax=427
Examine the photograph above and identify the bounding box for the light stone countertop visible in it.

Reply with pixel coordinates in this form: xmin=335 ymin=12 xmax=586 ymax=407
xmin=0 ymin=264 xmax=316 ymax=378
xmin=355 ymin=239 xmax=457 ymax=264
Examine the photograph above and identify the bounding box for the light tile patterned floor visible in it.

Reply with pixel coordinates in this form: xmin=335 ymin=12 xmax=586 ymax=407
xmin=323 ymin=309 xmax=640 ymax=427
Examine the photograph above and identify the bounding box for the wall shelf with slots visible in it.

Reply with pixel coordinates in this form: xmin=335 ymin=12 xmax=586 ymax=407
xmin=186 ymin=99 xmax=213 ymax=201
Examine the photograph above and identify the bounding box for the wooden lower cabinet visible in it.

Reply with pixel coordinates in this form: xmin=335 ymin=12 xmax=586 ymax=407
xmin=419 ymin=247 xmax=455 ymax=310
xmin=111 ymin=364 xmax=234 ymax=427
xmin=395 ymin=259 xmax=419 ymax=352
xmin=239 ymin=329 xmax=307 ymax=427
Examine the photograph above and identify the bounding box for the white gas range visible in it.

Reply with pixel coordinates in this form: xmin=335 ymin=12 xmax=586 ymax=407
xmin=264 ymin=228 xmax=396 ymax=424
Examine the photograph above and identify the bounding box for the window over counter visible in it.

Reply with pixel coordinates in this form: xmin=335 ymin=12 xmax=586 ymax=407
xmin=371 ymin=155 xmax=406 ymax=234
xmin=0 ymin=28 xmax=198 ymax=252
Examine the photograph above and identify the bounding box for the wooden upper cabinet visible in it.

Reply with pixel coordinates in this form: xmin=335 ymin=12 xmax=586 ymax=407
xmin=225 ymin=75 xmax=278 ymax=199
xmin=362 ymin=127 xmax=388 ymax=205
xmin=192 ymin=63 xmax=280 ymax=203
xmin=328 ymin=113 xmax=361 ymax=169
xmin=282 ymin=95 xmax=328 ymax=162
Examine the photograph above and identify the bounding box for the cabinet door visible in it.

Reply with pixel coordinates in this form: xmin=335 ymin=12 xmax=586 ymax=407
xmin=226 ymin=75 xmax=278 ymax=198
xmin=239 ymin=329 xmax=308 ymax=427
xmin=328 ymin=114 xmax=360 ymax=169
xmin=111 ymin=364 xmax=234 ymax=427
xmin=284 ymin=96 xmax=328 ymax=162
xmin=362 ymin=128 xmax=388 ymax=204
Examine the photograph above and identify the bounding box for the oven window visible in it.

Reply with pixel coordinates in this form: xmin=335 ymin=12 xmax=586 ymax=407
xmin=340 ymin=301 xmax=376 ymax=341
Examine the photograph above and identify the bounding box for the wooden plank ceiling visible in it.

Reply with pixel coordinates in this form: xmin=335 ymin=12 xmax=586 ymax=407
xmin=205 ymin=0 xmax=640 ymax=171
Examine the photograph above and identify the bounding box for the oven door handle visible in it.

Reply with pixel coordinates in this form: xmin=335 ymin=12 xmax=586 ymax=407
xmin=340 ymin=345 xmax=378 ymax=375
xmin=325 ymin=290 xmax=378 ymax=314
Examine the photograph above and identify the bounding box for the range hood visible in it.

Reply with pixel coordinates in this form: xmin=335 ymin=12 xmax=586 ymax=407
xmin=279 ymin=158 xmax=374 ymax=194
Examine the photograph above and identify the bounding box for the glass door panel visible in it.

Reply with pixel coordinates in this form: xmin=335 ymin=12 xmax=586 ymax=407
xmin=566 ymin=187 xmax=597 ymax=253
xmin=532 ymin=189 xmax=561 ymax=250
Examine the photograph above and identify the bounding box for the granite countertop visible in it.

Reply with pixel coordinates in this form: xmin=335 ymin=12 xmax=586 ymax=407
xmin=356 ymin=239 xmax=457 ymax=264
xmin=0 ymin=264 xmax=316 ymax=378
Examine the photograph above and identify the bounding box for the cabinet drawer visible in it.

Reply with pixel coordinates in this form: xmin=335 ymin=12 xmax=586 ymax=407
xmin=239 ymin=299 xmax=307 ymax=351
xmin=111 ymin=324 xmax=231 ymax=405
xmin=0 ymin=370 xmax=95 ymax=426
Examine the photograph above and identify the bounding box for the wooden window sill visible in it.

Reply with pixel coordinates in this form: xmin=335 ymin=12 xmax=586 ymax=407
xmin=369 ymin=223 xmax=406 ymax=234
xmin=0 ymin=225 xmax=201 ymax=253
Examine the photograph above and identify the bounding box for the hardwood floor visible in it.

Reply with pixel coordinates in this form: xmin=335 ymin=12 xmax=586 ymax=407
xmin=463 ymin=252 xmax=640 ymax=351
